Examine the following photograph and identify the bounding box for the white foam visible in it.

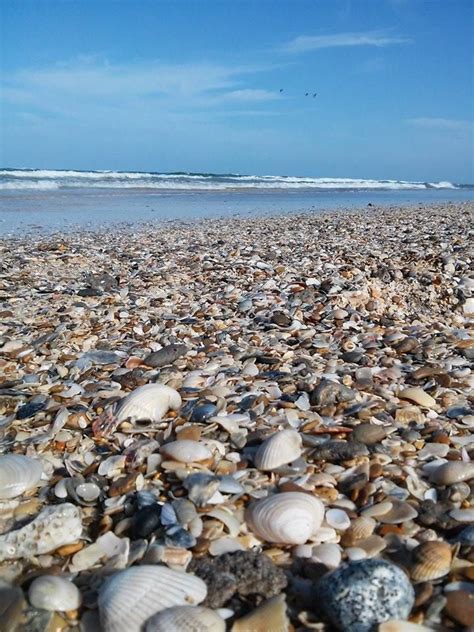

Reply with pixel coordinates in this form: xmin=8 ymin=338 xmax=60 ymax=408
xmin=0 ymin=169 xmax=458 ymax=191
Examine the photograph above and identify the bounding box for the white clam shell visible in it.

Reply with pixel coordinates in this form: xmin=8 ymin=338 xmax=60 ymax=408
xmin=28 ymin=575 xmax=82 ymax=611
xmin=0 ymin=503 xmax=82 ymax=562
xmin=0 ymin=455 xmax=43 ymax=499
xmin=98 ymin=565 xmax=207 ymax=632
xmin=254 ymin=429 xmax=302 ymax=471
xmin=145 ymin=606 xmax=225 ymax=632
xmin=115 ymin=384 xmax=182 ymax=423
xmin=245 ymin=492 xmax=324 ymax=545
xmin=311 ymin=543 xmax=342 ymax=568
xmin=430 ymin=461 xmax=474 ymax=486
xmin=325 ymin=508 xmax=351 ymax=531
xmin=160 ymin=440 xmax=212 ymax=463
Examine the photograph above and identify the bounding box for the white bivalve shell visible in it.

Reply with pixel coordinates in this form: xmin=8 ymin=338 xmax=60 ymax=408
xmin=245 ymin=492 xmax=324 ymax=545
xmin=145 ymin=606 xmax=225 ymax=632
xmin=254 ymin=429 xmax=302 ymax=471
xmin=28 ymin=575 xmax=82 ymax=611
xmin=114 ymin=384 xmax=182 ymax=423
xmin=0 ymin=455 xmax=43 ymax=499
xmin=98 ymin=565 xmax=207 ymax=632
xmin=160 ymin=440 xmax=212 ymax=463
xmin=0 ymin=503 xmax=82 ymax=562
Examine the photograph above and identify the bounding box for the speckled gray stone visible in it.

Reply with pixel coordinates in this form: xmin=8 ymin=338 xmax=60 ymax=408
xmin=317 ymin=559 xmax=414 ymax=632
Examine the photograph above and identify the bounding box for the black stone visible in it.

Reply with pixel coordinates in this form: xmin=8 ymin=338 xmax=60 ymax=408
xmin=131 ymin=504 xmax=162 ymax=539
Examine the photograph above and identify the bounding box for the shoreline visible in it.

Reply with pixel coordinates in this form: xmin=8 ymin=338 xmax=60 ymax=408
xmin=1 ymin=202 xmax=473 ymax=630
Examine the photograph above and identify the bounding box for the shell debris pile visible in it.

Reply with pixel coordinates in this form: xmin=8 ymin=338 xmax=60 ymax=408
xmin=0 ymin=202 xmax=473 ymax=631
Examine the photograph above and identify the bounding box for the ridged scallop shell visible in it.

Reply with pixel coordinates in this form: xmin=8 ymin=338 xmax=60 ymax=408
xmin=115 ymin=384 xmax=182 ymax=422
xmin=98 ymin=565 xmax=207 ymax=632
xmin=341 ymin=516 xmax=376 ymax=546
xmin=232 ymin=594 xmax=289 ymax=632
xmin=160 ymin=440 xmax=212 ymax=463
xmin=245 ymin=492 xmax=324 ymax=544
xmin=430 ymin=461 xmax=474 ymax=486
xmin=28 ymin=575 xmax=82 ymax=611
xmin=410 ymin=541 xmax=452 ymax=582
xmin=254 ymin=429 xmax=302 ymax=471
xmin=0 ymin=503 xmax=82 ymax=562
xmin=145 ymin=606 xmax=225 ymax=632
xmin=0 ymin=455 xmax=43 ymax=499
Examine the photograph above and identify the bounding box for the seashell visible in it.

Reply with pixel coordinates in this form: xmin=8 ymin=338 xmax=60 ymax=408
xmin=341 ymin=517 xmax=376 ymax=546
xmin=356 ymin=535 xmax=387 ymax=558
xmin=325 ymin=508 xmax=351 ymax=531
xmin=410 ymin=541 xmax=452 ymax=582
xmin=160 ymin=440 xmax=212 ymax=463
xmin=254 ymin=429 xmax=302 ymax=471
xmin=311 ymin=543 xmax=342 ymax=568
xmin=0 ymin=455 xmax=43 ymax=500
xmin=361 ymin=501 xmax=393 ymax=518
xmin=143 ymin=344 xmax=188 ymax=368
xmin=345 ymin=547 xmax=367 ymax=561
xmin=378 ymin=500 xmax=418 ymax=524
xmin=115 ymin=384 xmax=182 ymax=423
xmin=245 ymin=492 xmax=324 ymax=545
xmin=75 ymin=482 xmax=101 ymax=502
xmin=98 ymin=565 xmax=207 ymax=632
xmin=449 ymin=507 xmax=474 ymax=523
xmin=430 ymin=461 xmax=474 ymax=486
xmin=231 ymin=594 xmax=289 ymax=632
xmin=398 ymin=388 xmax=436 ymax=409
xmin=145 ymin=606 xmax=225 ymax=632
xmin=28 ymin=575 xmax=82 ymax=611
xmin=0 ymin=503 xmax=82 ymax=562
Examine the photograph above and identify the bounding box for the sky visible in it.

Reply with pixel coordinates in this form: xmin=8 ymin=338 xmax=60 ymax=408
xmin=1 ymin=0 xmax=473 ymax=181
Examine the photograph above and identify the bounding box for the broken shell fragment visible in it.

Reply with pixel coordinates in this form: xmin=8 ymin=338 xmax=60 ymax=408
xmin=0 ymin=455 xmax=43 ymax=500
xmin=245 ymin=492 xmax=324 ymax=544
xmin=28 ymin=575 xmax=82 ymax=611
xmin=398 ymin=388 xmax=436 ymax=409
xmin=254 ymin=429 xmax=302 ymax=471
xmin=0 ymin=503 xmax=82 ymax=562
xmin=231 ymin=594 xmax=289 ymax=632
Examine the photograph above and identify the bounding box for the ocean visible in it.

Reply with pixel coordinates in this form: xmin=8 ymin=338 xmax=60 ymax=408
xmin=1 ymin=168 xmax=473 ymax=234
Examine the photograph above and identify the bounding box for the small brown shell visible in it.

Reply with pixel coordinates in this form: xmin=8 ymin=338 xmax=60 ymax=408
xmin=341 ymin=516 xmax=376 ymax=546
xmin=410 ymin=541 xmax=452 ymax=582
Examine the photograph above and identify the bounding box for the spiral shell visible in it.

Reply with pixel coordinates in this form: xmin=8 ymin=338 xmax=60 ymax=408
xmin=145 ymin=606 xmax=225 ymax=632
xmin=98 ymin=565 xmax=207 ymax=632
xmin=28 ymin=576 xmax=82 ymax=611
xmin=0 ymin=455 xmax=42 ymax=500
xmin=115 ymin=384 xmax=182 ymax=423
xmin=232 ymin=595 xmax=289 ymax=632
xmin=0 ymin=503 xmax=82 ymax=562
xmin=410 ymin=541 xmax=452 ymax=582
xmin=160 ymin=440 xmax=212 ymax=463
xmin=245 ymin=492 xmax=324 ymax=545
xmin=254 ymin=429 xmax=302 ymax=471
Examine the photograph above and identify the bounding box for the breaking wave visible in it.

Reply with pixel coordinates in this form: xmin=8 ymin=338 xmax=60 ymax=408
xmin=0 ymin=168 xmax=459 ymax=191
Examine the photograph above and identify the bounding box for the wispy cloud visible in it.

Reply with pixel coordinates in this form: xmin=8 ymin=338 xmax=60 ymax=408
xmin=407 ymin=117 xmax=473 ymax=131
xmin=282 ymin=30 xmax=409 ymax=53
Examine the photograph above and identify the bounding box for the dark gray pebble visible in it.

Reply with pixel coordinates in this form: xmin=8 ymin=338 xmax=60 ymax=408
xmin=317 ymin=559 xmax=414 ymax=632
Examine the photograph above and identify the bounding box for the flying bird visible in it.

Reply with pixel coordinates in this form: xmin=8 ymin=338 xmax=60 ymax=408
xmin=279 ymin=88 xmax=284 ymax=92
xmin=305 ymin=92 xmax=309 ymax=96
xmin=313 ymin=92 xmax=318 ymax=97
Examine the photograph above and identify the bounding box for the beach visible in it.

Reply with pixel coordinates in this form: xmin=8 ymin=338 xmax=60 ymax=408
xmin=1 ymin=201 xmax=473 ymax=630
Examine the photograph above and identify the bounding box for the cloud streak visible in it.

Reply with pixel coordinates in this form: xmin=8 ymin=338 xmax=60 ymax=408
xmin=282 ymin=30 xmax=409 ymax=53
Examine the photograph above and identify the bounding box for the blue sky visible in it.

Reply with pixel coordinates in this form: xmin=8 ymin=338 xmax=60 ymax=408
xmin=1 ymin=0 xmax=473 ymax=181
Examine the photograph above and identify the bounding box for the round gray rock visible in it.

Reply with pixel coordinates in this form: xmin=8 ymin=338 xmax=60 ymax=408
xmin=317 ymin=559 xmax=414 ymax=632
